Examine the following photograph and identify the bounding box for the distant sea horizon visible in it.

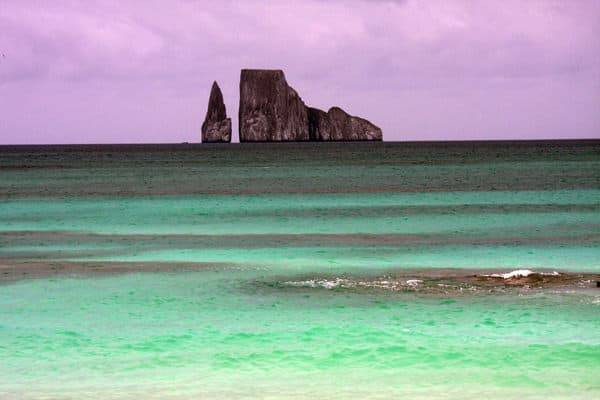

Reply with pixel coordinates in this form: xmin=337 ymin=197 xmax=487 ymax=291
xmin=2 ymin=137 xmax=599 ymax=146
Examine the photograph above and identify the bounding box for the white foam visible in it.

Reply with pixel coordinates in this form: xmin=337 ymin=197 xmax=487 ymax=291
xmin=496 ymin=269 xmax=534 ymax=279
xmin=484 ymin=270 xmax=560 ymax=279
xmin=284 ymin=277 xmax=431 ymax=290
xmin=319 ymin=278 xmax=346 ymax=289
xmin=284 ymin=278 xmax=352 ymax=289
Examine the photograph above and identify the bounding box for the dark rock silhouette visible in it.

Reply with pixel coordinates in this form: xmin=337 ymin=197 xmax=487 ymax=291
xmin=202 ymin=81 xmax=231 ymax=143
xmin=308 ymin=107 xmax=382 ymax=141
xmin=308 ymin=107 xmax=332 ymax=140
xmin=239 ymin=69 xmax=382 ymax=142
xmin=239 ymin=69 xmax=309 ymax=142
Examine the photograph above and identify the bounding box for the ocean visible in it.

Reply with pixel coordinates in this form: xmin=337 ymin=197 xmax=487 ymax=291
xmin=1 ymin=141 xmax=599 ymax=399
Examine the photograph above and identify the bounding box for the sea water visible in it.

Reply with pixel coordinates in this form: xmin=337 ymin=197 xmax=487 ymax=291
xmin=1 ymin=141 xmax=599 ymax=399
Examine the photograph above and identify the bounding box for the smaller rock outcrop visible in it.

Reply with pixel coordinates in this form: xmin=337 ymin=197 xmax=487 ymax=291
xmin=308 ymin=106 xmax=382 ymax=141
xmin=202 ymin=81 xmax=231 ymax=143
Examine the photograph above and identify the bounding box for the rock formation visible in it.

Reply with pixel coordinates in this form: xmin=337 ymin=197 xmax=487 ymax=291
xmin=239 ymin=69 xmax=310 ymax=142
xmin=201 ymin=81 xmax=232 ymax=143
xmin=308 ymin=106 xmax=383 ymax=141
xmin=239 ymin=69 xmax=382 ymax=142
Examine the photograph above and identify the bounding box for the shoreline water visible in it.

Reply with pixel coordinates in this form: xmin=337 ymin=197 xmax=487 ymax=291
xmin=1 ymin=141 xmax=599 ymax=399
xmin=2 ymin=265 xmax=599 ymax=400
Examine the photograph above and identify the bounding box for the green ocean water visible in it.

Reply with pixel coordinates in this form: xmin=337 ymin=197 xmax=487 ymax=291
xmin=1 ymin=141 xmax=599 ymax=399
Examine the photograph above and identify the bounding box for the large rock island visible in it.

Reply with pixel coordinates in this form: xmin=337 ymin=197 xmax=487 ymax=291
xmin=201 ymin=81 xmax=232 ymax=143
xmin=239 ymin=69 xmax=382 ymax=142
xmin=239 ymin=69 xmax=309 ymax=142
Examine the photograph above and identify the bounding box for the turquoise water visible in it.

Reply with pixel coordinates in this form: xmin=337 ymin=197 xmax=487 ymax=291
xmin=2 ymin=272 xmax=600 ymax=399
xmin=1 ymin=142 xmax=599 ymax=398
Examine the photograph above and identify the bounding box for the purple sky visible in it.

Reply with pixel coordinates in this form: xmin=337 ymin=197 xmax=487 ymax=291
xmin=1 ymin=0 xmax=599 ymax=144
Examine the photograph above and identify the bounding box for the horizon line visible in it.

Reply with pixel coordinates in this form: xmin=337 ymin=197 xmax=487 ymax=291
xmin=1 ymin=138 xmax=599 ymax=146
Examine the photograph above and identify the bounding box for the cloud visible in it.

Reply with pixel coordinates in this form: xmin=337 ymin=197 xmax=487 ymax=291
xmin=0 ymin=0 xmax=598 ymax=143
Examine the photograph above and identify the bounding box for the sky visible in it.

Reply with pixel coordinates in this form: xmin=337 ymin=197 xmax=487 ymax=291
xmin=1 ymin=0 xmax=599 ymax=144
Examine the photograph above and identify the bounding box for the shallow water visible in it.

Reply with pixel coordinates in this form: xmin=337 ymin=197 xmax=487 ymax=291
xmin=2 ymin=271 xmax=600 ymax=399
xmin=1 ymin=141 xmax=599 ymax=398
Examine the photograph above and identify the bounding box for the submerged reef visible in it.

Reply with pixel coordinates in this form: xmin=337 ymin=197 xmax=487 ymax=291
xmin=258 ymin=270 xmax=600 ymax=297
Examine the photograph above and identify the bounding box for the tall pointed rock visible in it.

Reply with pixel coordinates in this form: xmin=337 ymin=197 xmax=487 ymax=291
xmin=201 ymin=81 xmax=232 ymax=143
